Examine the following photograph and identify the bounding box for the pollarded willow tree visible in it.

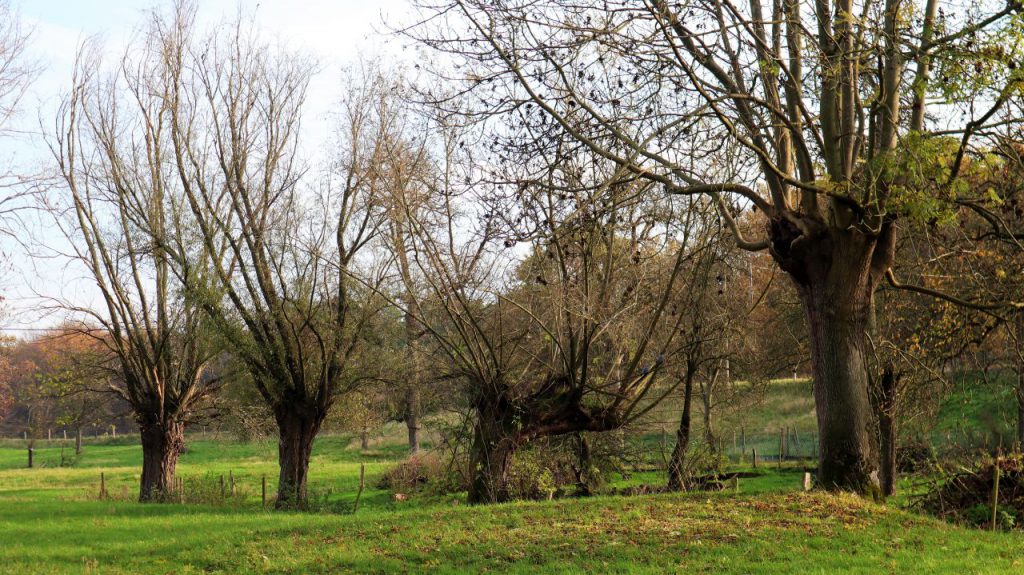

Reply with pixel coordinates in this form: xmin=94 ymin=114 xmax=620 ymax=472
xmin=406 ymin=0 xmax=1024 ymax=493
xmin=71 ymin=3 xmax=389 ymax=507
xmin=385 ymin=103 xmax=726 ymax=502
xmin=49 ymin=44 xmax=218 ymax=501
xmin=164 ymin=7 xmax=390 ymax=506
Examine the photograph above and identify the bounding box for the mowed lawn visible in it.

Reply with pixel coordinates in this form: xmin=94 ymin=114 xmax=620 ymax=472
xmin=1 ymin=435 xmax=1023 ymax=574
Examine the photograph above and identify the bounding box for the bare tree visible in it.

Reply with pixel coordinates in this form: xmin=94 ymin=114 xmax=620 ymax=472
xmin=664 ymin=231 xmax=731 ymax=489
xmin=0 ymin=0 xmax=37 ymax=251
xmin=382 ymin=104 xmax=727 ymax=502
xmin=48 ymin=40 xmax=218 ymax=501
xmin=107 ymin=4 xmax=388 ymax=506
xmin=355 ymin=65 xmax=436 ymax=454
xmin=406 ymin=0 xmax=1024 ymax=493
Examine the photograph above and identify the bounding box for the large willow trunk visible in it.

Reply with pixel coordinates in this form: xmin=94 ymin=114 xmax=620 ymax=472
xmin=274 ymin=406 xmax=324 ymax=508
xmin=139 ymin=419 xmax=185 ymax=502
xmin=466 ymin=404 xmax=519 ymax=504
xmin=773 ymin=221 xmax=890 ymax=495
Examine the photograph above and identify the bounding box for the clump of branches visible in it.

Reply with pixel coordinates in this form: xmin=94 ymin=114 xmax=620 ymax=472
xmin=917 ymin=453 xmax=1024 ymax=530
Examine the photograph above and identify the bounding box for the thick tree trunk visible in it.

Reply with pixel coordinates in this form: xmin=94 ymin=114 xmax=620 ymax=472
xmin=467 ymin=406 xmax=519 ymax=504
xmin=274 ymin=407 xmax=323 ymax=508
xmin=404 ymin=386 xmax=421 ymax=454
xmin=773 ymin=222 xmax=887 ymax=495
xmin=139 ymin=420 xmax=185 ymax=502
xmin=75 ymin=426 xmax=82 ymax=455
xmin=668 ymin=369 xmax=696 ymax=491
xmin=801 ymin=278 xmax=879 ymax=494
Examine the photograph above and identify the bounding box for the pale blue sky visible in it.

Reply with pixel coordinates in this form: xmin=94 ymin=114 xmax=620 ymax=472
xmin=1 ymin=0 xmax=412 ymax=335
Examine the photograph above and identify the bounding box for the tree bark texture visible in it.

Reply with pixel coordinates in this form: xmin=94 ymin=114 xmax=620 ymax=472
xmin=138 ymin=419 xmax=185 ymax=502
xmin=274 ymin=406 xmax=324 ymax=508
xmin=467 ymin=407 xmax=519 ymax=504
xmin=771 ymin=220 xmax=889 ymax=495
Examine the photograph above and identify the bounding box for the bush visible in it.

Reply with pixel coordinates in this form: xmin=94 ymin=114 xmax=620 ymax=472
xmin=896 ymin=441 xmax=936 ymax=473
xmin=918 ymin=453 xmax=1024 ymax=530
xmin=505 ymin=448 xmax=560 ymax=500
xmin=506 ymin=439 xmax=613 ymax=500
xmin=377 ymin=452 xmax=467 ymax=496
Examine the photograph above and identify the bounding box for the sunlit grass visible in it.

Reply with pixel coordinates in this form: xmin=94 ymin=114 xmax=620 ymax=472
xmin=2 ymin=432 xmax=1022 ymax=574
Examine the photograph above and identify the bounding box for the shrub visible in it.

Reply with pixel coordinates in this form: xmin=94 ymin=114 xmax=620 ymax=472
xmin=378 ymin=452 xmax=467 ymax=495
xmin=918 ymin=453 xmax=1024 ymax=530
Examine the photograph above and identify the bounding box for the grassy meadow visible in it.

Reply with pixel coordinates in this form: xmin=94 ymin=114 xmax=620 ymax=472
xmin=2 ymin=377 xmax=1023 ymax=574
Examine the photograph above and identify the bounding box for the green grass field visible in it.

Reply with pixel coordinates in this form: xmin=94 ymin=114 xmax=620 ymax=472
xmin=2 ymin=376 xmax=1022 ymax=574
xmin=2 ymin=433 xmax=1022 ymax=574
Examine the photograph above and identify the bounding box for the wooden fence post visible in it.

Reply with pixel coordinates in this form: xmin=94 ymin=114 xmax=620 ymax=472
xmin=262 ymin=475 xmax=267 ymax=508
xmin=99 ymin=472 xmax=107 ymax=499
xmin=229 ymin=471 xmax=235 ymax=496
xmin=752 ymin=448 xmax=758 ymax=468
xmin=803 ymin=472 xmax=812 ymax=492
xmin=220 ymin=474 xmax=225 ymax=498
xmin=27 ymin=447 xmax=33 ymax=468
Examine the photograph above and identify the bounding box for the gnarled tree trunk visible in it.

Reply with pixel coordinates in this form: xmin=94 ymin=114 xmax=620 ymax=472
xmin=467 ymin=402 xmax=520 ymax=504
xmin=139 ymin=419 xmax=185 ymax=502
xmin=274 ymin=406 xmax=324 ymax=508
xmin=773 ymin=221 xmax=891 ymax=495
